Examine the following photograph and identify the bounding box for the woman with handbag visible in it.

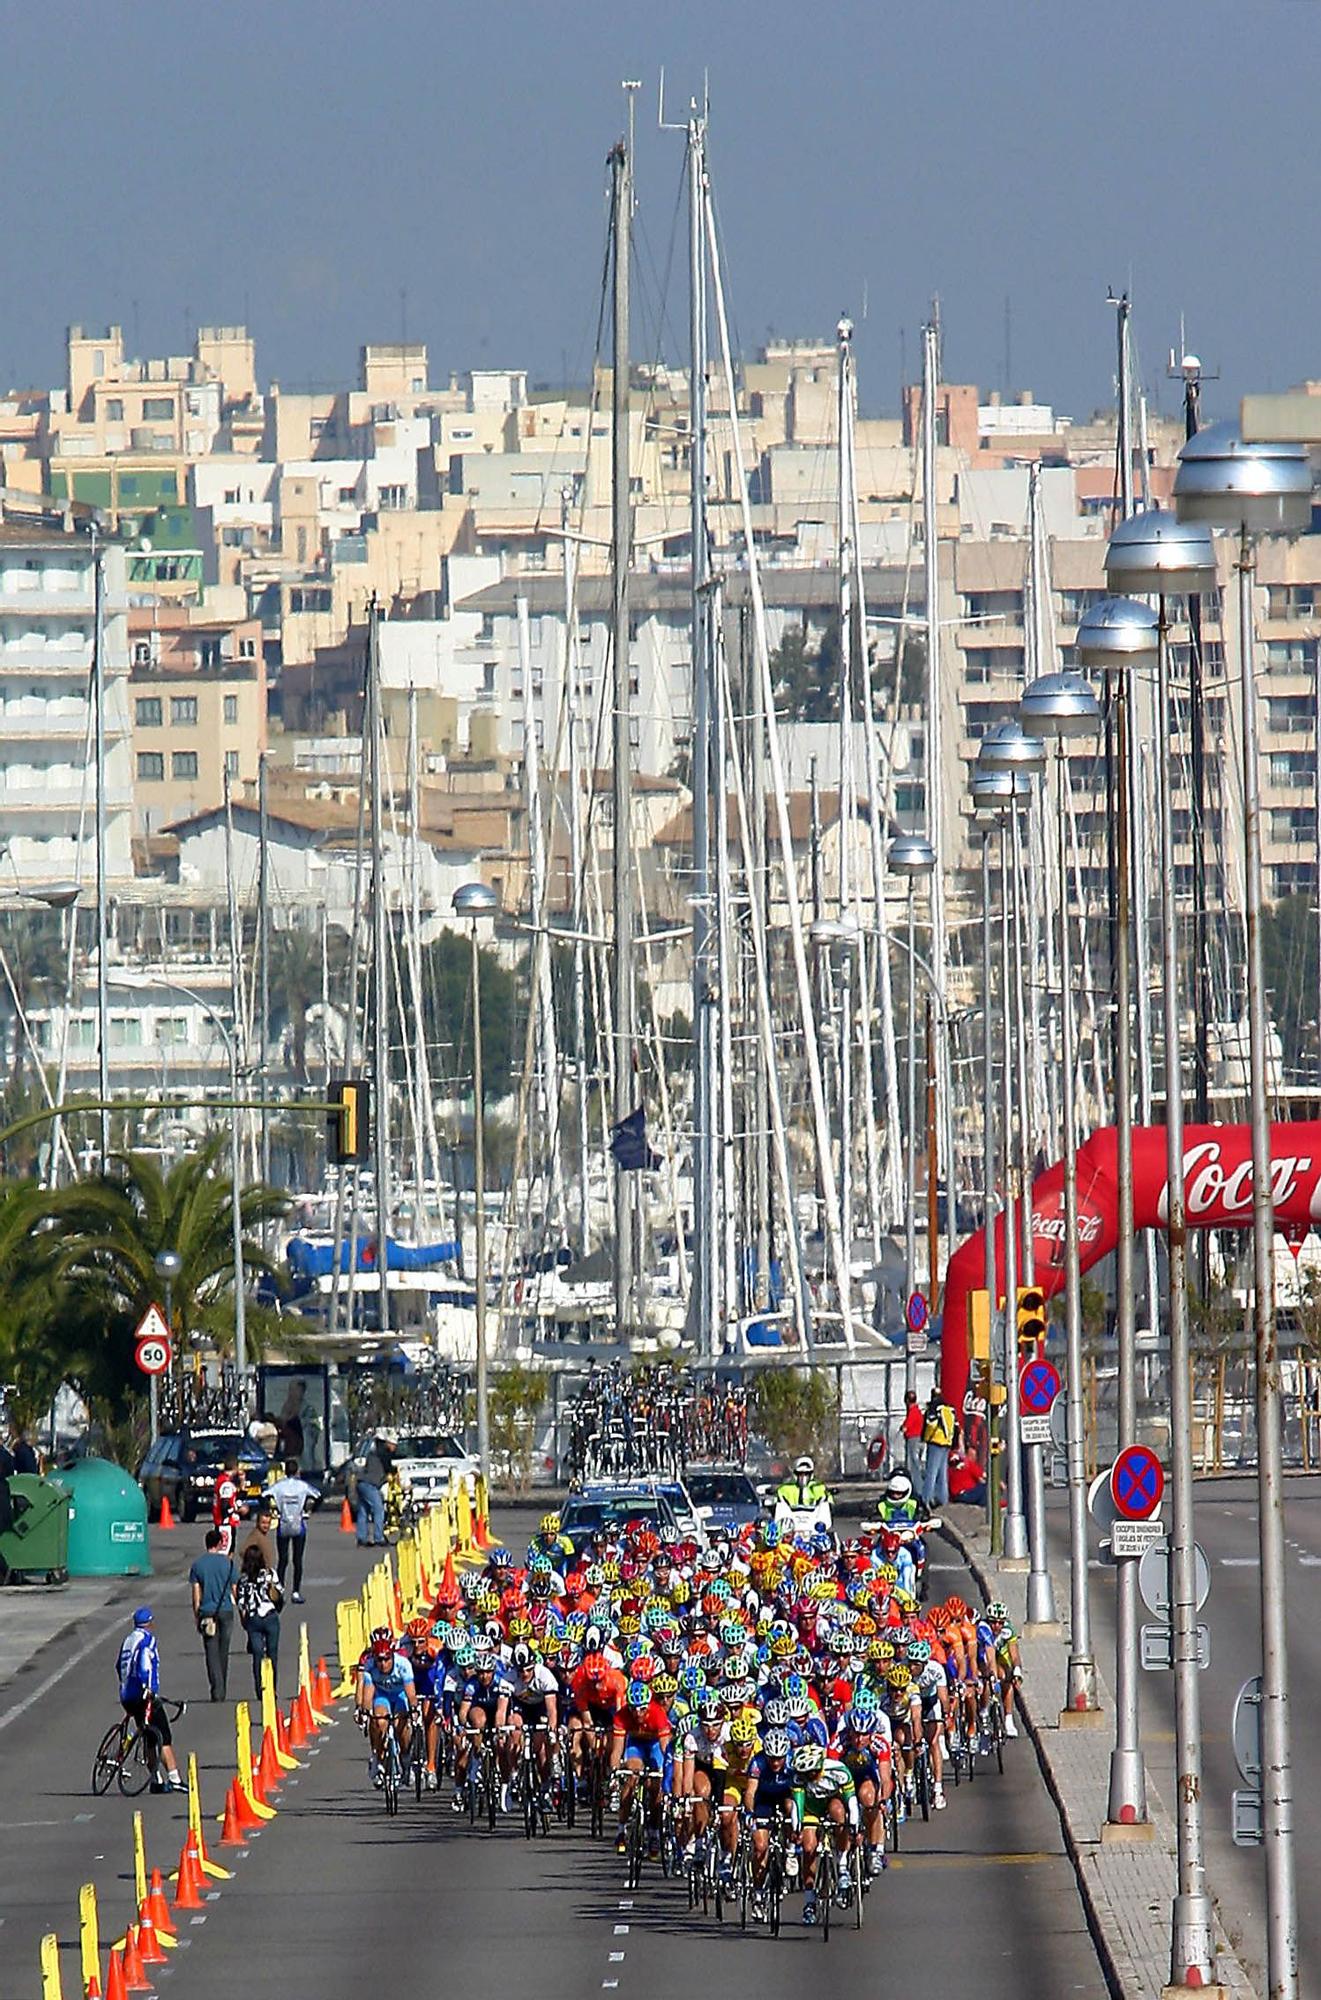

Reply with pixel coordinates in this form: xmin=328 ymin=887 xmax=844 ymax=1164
xmin=236 ymin=1540 xmax=284 ymax=1697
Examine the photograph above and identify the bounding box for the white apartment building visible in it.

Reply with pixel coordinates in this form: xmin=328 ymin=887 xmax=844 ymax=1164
xmin=0 ymin=528 xmax=133 ymax=885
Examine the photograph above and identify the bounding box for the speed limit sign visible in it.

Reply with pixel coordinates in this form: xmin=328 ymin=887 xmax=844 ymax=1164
xmin=135 ymin=1335 xmax=172 ymax=1376
xmin=134 ymin=1303 xmax=172 ymax=1376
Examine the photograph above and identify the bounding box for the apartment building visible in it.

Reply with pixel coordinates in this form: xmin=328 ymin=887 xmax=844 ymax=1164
xmin=128 ymin=608 xmax=266 ymax=835
xmin=0 ymin=512 xmax=133 ymax=885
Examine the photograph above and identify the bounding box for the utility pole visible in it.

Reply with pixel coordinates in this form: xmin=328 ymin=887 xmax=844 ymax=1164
xmin=258 ymin=753 xmax=271 ymax=1193
xmin=611 ymin=90 xmax=638 ymax=1342
xmin=92 ymin=537 xmax=110 ymax=1164
xmin=367 ymin=599 xmax=392 ymax=1340
xmin=921 ymin=313 xmax=957 ymax=1289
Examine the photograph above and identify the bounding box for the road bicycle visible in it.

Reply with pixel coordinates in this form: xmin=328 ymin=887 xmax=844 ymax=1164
xmin=91 ymin=1699 xmax=186 ymax=1798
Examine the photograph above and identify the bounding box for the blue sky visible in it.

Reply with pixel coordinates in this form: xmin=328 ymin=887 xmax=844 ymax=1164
xmin=3 ymin=0 xmax=1317 ymax=421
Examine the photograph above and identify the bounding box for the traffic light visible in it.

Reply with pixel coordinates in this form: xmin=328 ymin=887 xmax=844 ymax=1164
xmin=329 ymin=1079 xmax=370 ymax=1165
xmin=968 ymin=1288 xmax=991 ymax=1363
xmin=1016 ymin=1285 xmax=1047 ymax=1355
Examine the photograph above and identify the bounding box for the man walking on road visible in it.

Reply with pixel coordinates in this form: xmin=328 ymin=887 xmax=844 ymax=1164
xmin=355 ymin=1432 xmax=395 ymax=1547
xmin=920 ymin=1390 xmax=957 ymax=1507
xmin=901 ymin=1390 xmax=925 ymax=1485
xmin=189 ymin=1528 xmax=237 ymax=1701
xmin=270 ymin=1457 xmax=316 ymax=1602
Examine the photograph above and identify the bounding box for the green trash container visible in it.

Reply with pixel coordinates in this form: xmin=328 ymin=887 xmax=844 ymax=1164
xmin=49 ymin=1457 xmax=151 ymax=1578
xmin=0 ymin=1474 xmax=71 ymax=1583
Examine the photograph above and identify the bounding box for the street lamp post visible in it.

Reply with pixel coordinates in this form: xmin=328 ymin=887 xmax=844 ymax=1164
xmin=809 ymin=916 xmax=860 ymax=1350
xmin=978 ymin=722 xmax=1053 ymax=1623
xmin=454 ymin=881 xmax=499 ymax=1478
xmin=1176 ymin=424 xmax=1312 ymax=2000
xmin=153 ymin=1247 xmax=182 ymax=1444
xmin=1075 ymin=593 xmax=1158 ymax=1826
xmin=1106 ymin=510 xmax=1220 ymax=1989
xmin=1020 ymin=670 xmax=1103 ymax=1714
xmin=969 ymin=762 xmax=1030 ymax=1565
xmin=888 ymin=835 xmax=935 ymax=1390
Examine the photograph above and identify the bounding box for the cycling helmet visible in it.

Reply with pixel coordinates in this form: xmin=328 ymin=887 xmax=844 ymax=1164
xmin=369 ymin=1625 xmax=393 ymax=1647
xmin=508 ymin=1614 xmax=533 ymax=1640
xmin=791 ymin=1742 xmax=826 ymax=1777
xmin=405 ymin=1614 xmax=430 ymax=1641
xmin=763 ymin=1697 xmax=790 ymax=1728
xmin=786 ymin=1692 xmax=812 ymax=1720
xmin=540 ymin=1513 xmax=562 ymax=1537
xmin=680 ymin=1662 xmax=705 ymax=1693
xmin=907 ymin=1639 xmax=932 ymax=1666
xmin=633 ymin=1653 xmax=658 ymax=1684
xmin=370 ymin=1633 xmax=394 ymax=1660
xmin=729 ymin=1713 xmax=758 ymax=1746
xmin=453 ymin=1640 xmax=475 ymax=1670
xmin=987 ymin=1600 xmax=1009 ymax=1623
xmin=653 ymin=1672 xmax=678 ymax=1699
xmin=627 ymin=1678 xmax=649 ymax=1707
xmin=762 ymin=1726 xmax=792 ymax=1759
xmin=529 ymin=1569 xmax=554 ymax=1599
xmin=512 ymin=1641 xmax=532 ymax=1669
xmin=489 ymin=1545 xmax=513 ymax=1568
xmin=887 ymin=1664 xmax=913 ymax=1692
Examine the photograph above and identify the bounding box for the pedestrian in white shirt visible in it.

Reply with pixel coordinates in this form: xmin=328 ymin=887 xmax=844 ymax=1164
xmin=269 ymin=1456 xmax=317 ymax=1603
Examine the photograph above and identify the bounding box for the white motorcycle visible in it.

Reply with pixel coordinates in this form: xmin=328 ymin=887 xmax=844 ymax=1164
xmin=773 ymin=1488 xmax=835 ymax=1541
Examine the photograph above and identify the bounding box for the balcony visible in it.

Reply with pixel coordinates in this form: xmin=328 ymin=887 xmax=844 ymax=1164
xmin=0 ymin=590 xmax=94 ymax=615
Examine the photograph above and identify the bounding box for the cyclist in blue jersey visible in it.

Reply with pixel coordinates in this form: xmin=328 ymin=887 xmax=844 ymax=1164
xmin=743 ymin=1726 xmax=797 ymax=1916
xmin=116 ymin=1606 xmax=185 ymax=1792
xmin=355 ymin=1627 xmax=417 ymax=1787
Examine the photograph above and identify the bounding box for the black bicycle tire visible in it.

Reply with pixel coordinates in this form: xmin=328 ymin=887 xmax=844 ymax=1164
xmin=819 ymin=1850 xmax=834 ymax=1942
xmin=91 ymin=1722 xmax=123 ymax=1796
xmin=854 ymin=1852 xmax=864 ymax=1930
xmin=118 ymin=1728 xmax=153 ymax=1798
xmin=768 ymin=1851 xmax=782 ymax=1937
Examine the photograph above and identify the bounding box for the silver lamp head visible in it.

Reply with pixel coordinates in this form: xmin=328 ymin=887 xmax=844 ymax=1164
xmin=968 ymin=765 xmax=1028 ymax=809
xmin=1174 ymin=420 xmax=1312 ymax=535
xmin=453 ymin=880 xmax=499 ymax=919
xmin=1104 ymin=508 xmax=1217 ymax=597
xmin=1073 ymin=595 xmax=1158 ymax=671
xmin=154 ymin=1248 xmax=183 ymax=1280
xmin=977 ymin=720 xmax=1046 ymax=777
xmin=887 ymin=833 xmax=936 ymax=877
xmin=1019 ymin=670 xmax=1101 ymax=740
xmin=809 ymin=916 xmax=859 ymax=950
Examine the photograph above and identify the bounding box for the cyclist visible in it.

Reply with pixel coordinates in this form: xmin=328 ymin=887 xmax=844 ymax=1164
xmin=982 ymin=1600 xmax=1022 ymax=1739
xmin=355 ymin=1627 xmax=417 ymax=1788
xmin=744 ymin=1724 xmax=797 ymax=1917
xmin=506 ymin=1639 xmax=560 ymax=1802
xmin=838 ymin=1693 xmax=891 ymax=1876
xmin=789 ymin=1741 xmax=858 ymax=1925
xmin=400 ymin=1615 xmax=443 ymax=1788
xmin=611 ymin=1673 xmax=672 ymax=1858
xmin=453 ymin=1637 xmax=514 ymax=1810
xmin=116 ymin=1607 xmax=185 ymax=1793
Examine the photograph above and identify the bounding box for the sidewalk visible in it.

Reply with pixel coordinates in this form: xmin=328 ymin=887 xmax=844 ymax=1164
xmin=942 ymin=1505 xmax=1256 ymax=2000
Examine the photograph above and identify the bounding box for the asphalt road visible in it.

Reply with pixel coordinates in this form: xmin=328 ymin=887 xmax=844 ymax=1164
xmin=2 ymin=1509 xmax=1109 ymax=2000
xmin=1046 ymin=1473 xmax=1321 ymax=1999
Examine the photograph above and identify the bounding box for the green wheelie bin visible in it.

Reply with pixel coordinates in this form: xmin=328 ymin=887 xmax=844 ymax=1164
xmin=0 ymin=1473 xmax=71 ymax=1583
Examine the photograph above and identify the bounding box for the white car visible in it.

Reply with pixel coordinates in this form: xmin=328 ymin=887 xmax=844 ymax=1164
xmin=385 ymin=1431 xmax=480 ymax=1506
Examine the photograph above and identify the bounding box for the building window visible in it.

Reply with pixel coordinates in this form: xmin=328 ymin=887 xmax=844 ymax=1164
xmin=224 ymin=694 xmax=238 ymax=724
xmin=172 ymin=750 xmax=199 ymax=779
xmin=136 ymin=697 xmax=162 ymax=728
xmin=224 ymin=749 xmax=239 ymax=777
xmin=142 ymin=396 xmax=174 ymax=422
xmin=171 ymin=695 xmax=198 ymax=726
xmin=197 ymin=640 xmax=221 ymax=669
xmin=154 ymin=1015 xmax=189 ymax=1046
xmin=137 ymin=752 xmax=164 ymax=781
xmin=133 ymin=641 xmax=153 ymax=667
xmin=378 ymin=484 xmax=407 ymax=510
xmin=238 ymin=637 xmax=256 ymax=659
xmin=106 ymin=398 xmax=124 ymax=422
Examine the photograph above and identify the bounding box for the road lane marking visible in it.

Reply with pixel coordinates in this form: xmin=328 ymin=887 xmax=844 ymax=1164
xmin=0 ymin=1606 xmax=150 ymax=1733
xmin=609 ymin=1952 xmax=625 ymax=1962
xmin=1219 ymin=1557 xmax=1258 ymax=1566
xmin=613 ymin=1924 xmax=629 ymax=1934
xmin=888 ymin=1850 xmax=1057 ymax=1869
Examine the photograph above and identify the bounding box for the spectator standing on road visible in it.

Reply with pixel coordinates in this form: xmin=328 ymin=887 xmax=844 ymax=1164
xmin=270 ymin=1457 xmax=316 ymax=1602
xmin=212 ymin=1453 xmax=243 ymax=1554
xmin=189 ymin=1528 xmax=237 ymax=1701
xmin=235 ymin=1542 xmax=284 ymax=1696
xmin=355 ymin=1432 xmax=395 ymax=1547
xmin=901 ymin=1391 xmax=925 ymax=1485
xmin=248 ymin=1410 xmax=279 ymax=1461
xmin=920 ymin=1390 xmax=957 ymax=1507
xmin=116 ymin=1606 xmax=185 ymax=1791
xmin=241 ymin=1499 xmax=279 ymax=1571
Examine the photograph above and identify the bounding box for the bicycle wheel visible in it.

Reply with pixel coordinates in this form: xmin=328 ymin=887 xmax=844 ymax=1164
xmin=523 ymin=1765 xmax=537 ymax=1841
xmin=590 ymin=1759 xmax=605 ymax=1841
xmin=853 ymin=1851 xmax=864 ymax=1931
xmin=887 ymin=1783 xmax=901 ymax=1854
xmin=917 ymin=1753 xmax=931 ymax=1823
xmin=383 ymin=1744 xmax=400 ymax=1818
xmin=485 ymin=1752 xmax=498 ymax=1832
xmin=767 ymin=1852 xmax=783 ymax=1938
xmin=91 ymin=1722 xmax=124 ymax=1796
xmin=818 ymin=1850 xmax=836 ymax=1942
xmin=118 ymin=1726 xmax=154 ymax=1798
xmin=626 ymin=1809 xmax=645 ymax=1891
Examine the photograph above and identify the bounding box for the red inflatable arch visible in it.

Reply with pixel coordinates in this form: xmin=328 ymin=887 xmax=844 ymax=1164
xmin=939 ymin=1121 xmax=1321 ymax=1422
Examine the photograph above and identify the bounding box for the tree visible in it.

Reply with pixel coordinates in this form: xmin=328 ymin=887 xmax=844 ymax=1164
xmin=417 ymin=932 xmax=519 ymax=1099
xmin=1260 ymin=892 xmax=1319 ymax=1078
xmin=769 ymin=620 xmax=841 ymax=722
xmin=43 ymin=1139 xmax=290 ymax=1362
xmin=751 ymin=1367 xmax=840 ymax=1471
xmin=267 ymin=922 xmax=351 ymax=1083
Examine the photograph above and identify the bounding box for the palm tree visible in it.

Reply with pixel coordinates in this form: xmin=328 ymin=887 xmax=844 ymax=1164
xmin=268 ymin=922 xmax=350 ymax=1084
xmin=44 ymin=1139 xmax=291 ymax=1360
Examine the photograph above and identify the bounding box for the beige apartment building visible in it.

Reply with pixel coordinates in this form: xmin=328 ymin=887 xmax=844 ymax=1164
xmin=129 ymin=608 xmax=266 ymax=836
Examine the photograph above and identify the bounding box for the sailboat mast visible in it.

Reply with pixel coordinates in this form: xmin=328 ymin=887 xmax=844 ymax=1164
xmin=367 ymin=598 xmax=392 ymax=1337
xmin=835 ymin=316 xmax=856 ymax=1324
xmin=921 ymin=313 xmax=956 ymax=1293
xmin=610 ymin=100 xmax=637 ymax=1340
xmin=687 ymin=104 xmax=717 ymax=1360
xmin=561 ymin=492 xmax=591 ymax=1257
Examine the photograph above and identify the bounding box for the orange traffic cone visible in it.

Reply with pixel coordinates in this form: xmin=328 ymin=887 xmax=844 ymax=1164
xmin=121 ymin=1927 xmax=152 ymax=1994
xmin=339 ymin=1497 xmax=354 ymax=1534
xmin=256 ymin=1727 xmax=283 ymax=1796
xmin=295 ymin=1685 xmax=318 ymax=1736
xmin=87 ymin=1965 xmax=104 ymax=1999
xmin=135 ymin=1917 xmax=167 ymax=1969
xmin=234 ymin=1772 xmax=264 ymax=1828
xmin=275 ymin=1704 xmax=293 ymax=1757
xmin=313 ymin=1657 xmax=335 ymax=1707
xmin=219 ymin=1780 xmax=249 ymax=1848
xmin=287 ymin=1697 xmax=309 ymax=1750
xmin=143 ymin=1871 xmax=176 ymax=1940
xmin=105 ymin=1947 xmax=128 ymax=2000
xmin=158 ymin=1494 xmax=176 ymax=1531
xmin=172 ymin=1836 xmax=206 ymax=1914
